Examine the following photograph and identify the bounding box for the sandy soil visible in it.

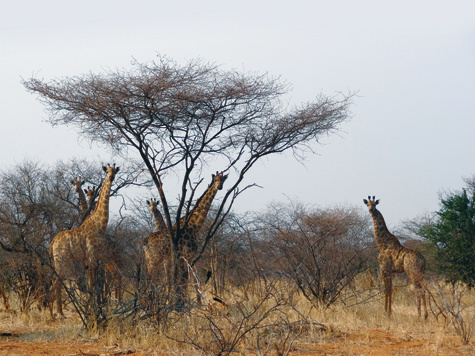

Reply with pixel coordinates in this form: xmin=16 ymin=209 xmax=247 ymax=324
xmin=1 ymin=325 xmax=474 ymax=356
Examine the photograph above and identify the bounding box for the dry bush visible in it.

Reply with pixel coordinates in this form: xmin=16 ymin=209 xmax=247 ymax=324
xmin=432 ymin=281 xmax=475 ymax=344
xmin=165 ymin=281 xmax=285 ymax=355
xmin=338 ymin=268 xmax=382 ymax=311
xmin=255 ymin=202 xmax=373 ymax=307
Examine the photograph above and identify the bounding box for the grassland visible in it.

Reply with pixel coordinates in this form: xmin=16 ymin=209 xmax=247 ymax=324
xmin=0 ymin=277 xmax=474 ymax=355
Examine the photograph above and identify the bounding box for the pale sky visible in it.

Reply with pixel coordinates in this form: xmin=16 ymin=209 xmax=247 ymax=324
xmin=1 ymin=0 xmax=474 ymax=227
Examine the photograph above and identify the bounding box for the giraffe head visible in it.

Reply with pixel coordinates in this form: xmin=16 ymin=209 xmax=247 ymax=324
xmin=71 ymin=177 xmax=85 ymax=192
xmin=147 ymin=198 xmax=159 ymax=212
xmin=363 ymin=195 xmax=380 ymax=213
xmin=102 ymin=164 xmax=120 ymax=181
xmin=85 ymin=186 xmax=97 ymax=202
xmin=211 ymin=171 xmax=228 ymax=190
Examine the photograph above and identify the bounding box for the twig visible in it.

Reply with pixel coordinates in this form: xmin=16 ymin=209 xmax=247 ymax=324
xmin=77 ymin=349 xmax=135 ymax=356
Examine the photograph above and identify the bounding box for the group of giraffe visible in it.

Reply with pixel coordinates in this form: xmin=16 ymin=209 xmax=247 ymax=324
xmin=43 ymin=163 xmax=430 ymax=320
xmin=50 ymin=164 xmax=120 ymax=316
xmin=143 ymin=172 xmax=228 ymax=285
xmin=49 ymin=164 xmax=228 ymax=317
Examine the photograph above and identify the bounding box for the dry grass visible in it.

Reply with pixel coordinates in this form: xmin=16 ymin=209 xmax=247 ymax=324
xmin=1 ymin=277 xmax=475 ymax=355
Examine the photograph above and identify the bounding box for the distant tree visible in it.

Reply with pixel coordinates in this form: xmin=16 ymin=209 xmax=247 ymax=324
xmin=0 ymin=160 xmax=82 ymax=312
xmin=201 ymin=210 xmax=253 ymax=293
xmin=256 ymin=201 xmax=372 ymax=306
xmin=419 ymin=189 xmax=475 ymax=287
xmin=463 ymin=174 xmax=475 ymax=194
xmin=0 ymin=160 xmax=69 ymax=255
xmin=0 ymin=159 xmax=131 ymax=316
xmin=23 ymin=56 xmax=352 ymax=301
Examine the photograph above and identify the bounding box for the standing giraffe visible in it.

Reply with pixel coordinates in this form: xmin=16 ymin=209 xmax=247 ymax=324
xmin=74 ymin=181 xmax=120 ymax=300
xmin=50 ymin=164 xmax=120 ymax=316
xmin=144 ymin=171 xmax=228 ymax=285
xmin=141 ymin=198 xmax=168 ymax=287
xmin=71 ymin=177 xmax=88 ymax=216
xmin=363 ymin=196 xmax=428 ymax=319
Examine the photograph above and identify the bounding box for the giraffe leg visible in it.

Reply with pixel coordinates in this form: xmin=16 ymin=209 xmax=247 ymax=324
xmin=0 ymin=289 xmax=10 ymax=312
xmin=105 ymin=262 xmax=121 ymax=301
xmin=380 ymin=269 xmax=392 ymax=316
xmin=86 ymin=264 xmax=97 ymax=310
xmin=415 ymin=283 xmax=428 ymax=319
xmin=52 ymin=277 xmax=64 ymax=318
xmin=387 ymin=292 xmax=392 ymax=316
xmin=417 ymin=293 xmax=421 ymax=317
xmin=422 ymin=291 xmax=428 ymax=320
xmin=112 ymin=269 xmax=121 ymax=301
xmin=114 ymin=273 xmax=122 ymax=301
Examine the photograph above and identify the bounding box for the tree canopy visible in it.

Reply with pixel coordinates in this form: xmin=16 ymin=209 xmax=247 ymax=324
xmin=23 ymin=56 xmax=352 ymax=265
xmin=419 ymin=189 xmax=475 ymax=287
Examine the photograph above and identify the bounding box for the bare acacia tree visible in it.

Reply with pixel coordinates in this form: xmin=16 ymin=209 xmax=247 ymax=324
xmin=23 ymin=56 xmax=352 ymax=300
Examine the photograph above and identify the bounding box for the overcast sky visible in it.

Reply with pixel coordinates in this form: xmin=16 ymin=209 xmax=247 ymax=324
xmin=1 ymin=0 xmax=474 ymax=227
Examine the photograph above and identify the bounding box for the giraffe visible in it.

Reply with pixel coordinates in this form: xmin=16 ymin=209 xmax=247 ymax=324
xmin=87 ymin=185 xmax=122 ymax=302
xmin=181 ymin=171 xmax=228 ymax=239
xmin=363 ymin=196 xmax=428 ymax=319
xmin=71 ymin=177 xmax=88 ymax=216
xmin=85 ymin=185 xmax=97 ymax=212
xmin=143 ymin=171 xmax=228 ymax=286
xmin=147 ymin=198 xmax=166 ymax=232
xmin=142 ymin=198 xmax=168 ymax=281
xmin=50 ymin=164 xmax=120 ymax=316
xmin=75 ymin=181 xmax=120 ymax=300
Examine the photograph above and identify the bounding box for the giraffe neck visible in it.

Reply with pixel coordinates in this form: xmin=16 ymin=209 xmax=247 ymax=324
xmin=73 ymin=182 xmax=88 ymax=215
xmin=84 ymin=173 xmax=113 ymax=234
xmin=186 ymin=180 xmax=221 ymax=235
xmin=370 ymin=208 xmax=400 ymax=250
xmin=152 ymin=205 xmax=166 ymax=232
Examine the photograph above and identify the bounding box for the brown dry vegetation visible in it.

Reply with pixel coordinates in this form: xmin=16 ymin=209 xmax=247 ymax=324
xmin=1 ymin=278 xmax=474 ymax=356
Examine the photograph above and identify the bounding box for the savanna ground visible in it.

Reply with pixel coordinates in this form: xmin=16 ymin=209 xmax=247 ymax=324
xmin=1 ymin=282 xmax=474 ymax=356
